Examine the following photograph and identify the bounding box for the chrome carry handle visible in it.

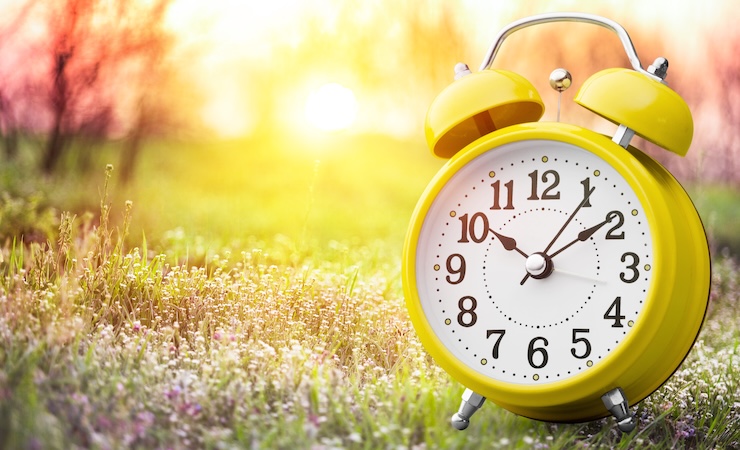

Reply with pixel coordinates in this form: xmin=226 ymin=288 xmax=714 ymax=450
xmin=478 ymin=12 xmax=663 ymax=81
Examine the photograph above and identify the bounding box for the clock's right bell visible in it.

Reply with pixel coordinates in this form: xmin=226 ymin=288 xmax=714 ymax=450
xmin=575 ymin=66 xmax=693 ymax=156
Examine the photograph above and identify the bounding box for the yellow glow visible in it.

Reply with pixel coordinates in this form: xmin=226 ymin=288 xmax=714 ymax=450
xmin=159 ymin=0 xmax=730 ymax=138
xmin=304 ymin=83 xmax=358 ymax=132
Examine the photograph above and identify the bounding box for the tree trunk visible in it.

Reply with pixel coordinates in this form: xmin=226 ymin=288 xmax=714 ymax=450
xmin=43 ymin=50 xmax=71 ymax=174
xmin=3 ymin=130 xmax=18 ymax=160
xmin=43 ymin=122 xmax=66 ymax=173
xmin=119 ymin=128 xmax=142 ymax=184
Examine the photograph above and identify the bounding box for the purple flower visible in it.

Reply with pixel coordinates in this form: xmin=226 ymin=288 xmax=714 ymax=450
xmin=165 ymin=386 xmax=181 ymax=400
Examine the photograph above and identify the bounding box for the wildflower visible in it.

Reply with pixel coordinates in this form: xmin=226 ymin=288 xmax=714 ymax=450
xmin=135 ymin=411 xmax=155 ymax=437
xmin=182 ymin=402 xmax=202 ymax=416
xmin=96 ymin=415 xmax=112 ymax=431
xmin=165 ymin=386 xmax=181 ymax=400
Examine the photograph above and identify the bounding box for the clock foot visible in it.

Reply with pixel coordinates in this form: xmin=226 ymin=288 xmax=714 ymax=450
xmin=601 ymin=387 xmax=637 ymax=433
xmin=450 ymin=388 xmax=486 ymax=430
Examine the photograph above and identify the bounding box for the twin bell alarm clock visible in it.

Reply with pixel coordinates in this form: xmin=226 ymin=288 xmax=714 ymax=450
xmin=402 ymin=12 xmax=710 ymax=432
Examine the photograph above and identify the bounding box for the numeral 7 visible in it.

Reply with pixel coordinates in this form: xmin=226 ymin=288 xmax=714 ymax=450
xmin=487 ymin=329 xmax=506 ymax=359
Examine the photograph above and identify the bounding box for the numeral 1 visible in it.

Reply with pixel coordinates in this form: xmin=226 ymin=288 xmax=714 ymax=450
xmin=580 ymin=178 xmax=592 ymax=207
xmin=490 ymin=180 xmax=514 ymax=210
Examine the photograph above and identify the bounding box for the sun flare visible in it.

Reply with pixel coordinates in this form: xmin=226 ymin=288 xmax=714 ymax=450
xmin=304 ymin=83 xmax=358 ymax=132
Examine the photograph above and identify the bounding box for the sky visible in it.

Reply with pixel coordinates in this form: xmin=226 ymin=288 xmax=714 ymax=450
xmin=0 ymin=0 xmax=733 ymax=140
xmin=156 ymin=0 xmax=731 ymax=139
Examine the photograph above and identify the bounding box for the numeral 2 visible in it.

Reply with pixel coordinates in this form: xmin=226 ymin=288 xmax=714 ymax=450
xmin=606 ymin=211 xmax=625 ymax=239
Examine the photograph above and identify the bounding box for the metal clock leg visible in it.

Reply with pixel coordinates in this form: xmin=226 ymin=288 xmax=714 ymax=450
xmin=451 ymin=388 xmax=486 ymax=430
xmin=601 ymin=387 xmax=637 ymax=432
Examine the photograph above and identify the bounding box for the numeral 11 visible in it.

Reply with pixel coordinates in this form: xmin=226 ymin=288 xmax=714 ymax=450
xmin=491 ymin=180 xmax=514 ymax=210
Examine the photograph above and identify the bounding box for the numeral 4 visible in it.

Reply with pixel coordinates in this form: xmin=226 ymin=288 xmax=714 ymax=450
xmin=604 ymin=297 xmax=626 ymax=327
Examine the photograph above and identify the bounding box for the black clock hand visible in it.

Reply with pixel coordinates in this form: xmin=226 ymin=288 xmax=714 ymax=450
xmin=520 ymin=186 xmax=596 ymax=285
xmin=542 ymin=186 xmax=596 ymax=254
xmin=548 ymin=216 xmax=611 ymax=259
xmin=490 ymin=229 xmax=529 ymax=258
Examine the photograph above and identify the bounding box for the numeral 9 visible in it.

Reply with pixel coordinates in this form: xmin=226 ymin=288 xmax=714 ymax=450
xmin=445 ymin=254 xmax=466 ymax=284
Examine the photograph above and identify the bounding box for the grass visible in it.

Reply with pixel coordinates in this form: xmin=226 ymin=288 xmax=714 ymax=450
xmin=1 ymin=134 xmax=739 ymax=449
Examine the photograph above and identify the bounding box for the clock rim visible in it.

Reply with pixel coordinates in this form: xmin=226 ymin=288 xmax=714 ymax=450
xmin=402 ymin=122 xmax=710 ymax=421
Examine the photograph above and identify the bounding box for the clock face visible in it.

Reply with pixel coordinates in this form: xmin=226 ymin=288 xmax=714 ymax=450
xmin=415 ymin=139 xmax=654 ymax=385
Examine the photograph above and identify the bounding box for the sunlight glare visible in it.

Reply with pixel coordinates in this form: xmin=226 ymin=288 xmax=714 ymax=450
xmin=304 ymin=83 xmax=358 ymax=132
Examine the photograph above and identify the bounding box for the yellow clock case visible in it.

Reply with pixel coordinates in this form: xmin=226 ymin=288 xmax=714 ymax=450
xmin=402 ymin=122 xmax=710 ymax=422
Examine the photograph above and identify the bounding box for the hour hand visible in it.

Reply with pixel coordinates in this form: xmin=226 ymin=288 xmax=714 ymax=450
xmin=490 ymin=229 xmax=528 ymax=258
xmin=549 ymin=212 xmax=615 ymax=259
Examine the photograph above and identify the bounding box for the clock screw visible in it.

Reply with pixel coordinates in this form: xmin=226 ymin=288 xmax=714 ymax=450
xmin=525 ymin=252 xmax=554 ymax=279
xmin=647 ymin=57 xmax=668 ymax=81
xmin=454 ymin=62 xmax=473 ymax=80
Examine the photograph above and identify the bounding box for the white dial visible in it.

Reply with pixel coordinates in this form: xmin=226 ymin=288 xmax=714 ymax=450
xmin=415 ymin=139 xmax=653 ymax=384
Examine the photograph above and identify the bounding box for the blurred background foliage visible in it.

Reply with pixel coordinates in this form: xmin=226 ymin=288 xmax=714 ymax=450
xmin=0 ymin=0 xmax=737 ymax=257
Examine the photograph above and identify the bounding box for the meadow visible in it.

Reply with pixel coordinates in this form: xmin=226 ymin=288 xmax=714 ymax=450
xmin=0 ymin=134 xmax=739 ymax=449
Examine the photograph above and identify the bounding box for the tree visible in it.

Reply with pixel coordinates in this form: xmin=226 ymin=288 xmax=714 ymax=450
xmin=0 ymin=0 xmax=35 ymax=160
xmin=29 ymin=0 xmax=178 ymax=174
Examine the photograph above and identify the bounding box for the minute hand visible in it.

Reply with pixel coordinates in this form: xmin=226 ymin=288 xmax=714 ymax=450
xmin=520 ymin=187 xmax=595 ymax=285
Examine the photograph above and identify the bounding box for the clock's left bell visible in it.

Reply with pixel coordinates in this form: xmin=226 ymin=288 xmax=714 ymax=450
xmin=425 ymin=64 xmax=544 ymax=158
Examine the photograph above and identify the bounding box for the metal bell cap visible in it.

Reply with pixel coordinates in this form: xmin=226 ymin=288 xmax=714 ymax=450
xmin=575 ymin=68 xmax=693 ymax=156
xmin=425 ymin=69 xmax=544 ymax=158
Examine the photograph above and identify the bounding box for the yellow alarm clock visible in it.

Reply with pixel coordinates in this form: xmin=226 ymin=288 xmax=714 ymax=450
xmin=402 ymin=13 xmax=710 ymax=432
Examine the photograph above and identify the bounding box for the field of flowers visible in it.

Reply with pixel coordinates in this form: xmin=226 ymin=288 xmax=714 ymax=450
xmin=1 ymin=139 xmax=739 ymax=448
